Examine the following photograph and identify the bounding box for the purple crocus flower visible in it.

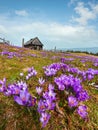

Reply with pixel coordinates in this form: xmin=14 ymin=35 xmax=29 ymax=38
xmin=38 ymin=100 xmax=47 ymax=113
xmin=40 ymin=112 xmax=50 ymax=127
xmin=45 ymin=99 xmax=55 ymax=110
xmin=26 ymin=67 xmax=37 ymax=80
xmin=44 ymin=68 xmax=57 ymax=76
xmin=14 ymin=90 xmax=30 ymax=106
xmin=27 ymin=96 xmax=36 ymax=107
xmin=94 ymin=63 xmax=98 ymax=67
xmin=7 ymin=81 xmax=28 ymax=96
xmin=68 ymin=96 xmax=78 ymax=108
xmin=48 ymin=84 xmax=54 ymax=91
xmin=28 ymin=67 xmax=34 ymax=73
xmin=8 ymin=84 xmax=20 ymax=95
xmin=20 ymin=73 xmax=24 ymax=76
xmin=43 ymin=90 xmax=56 ymax=101
xmin=87 ymin=74 xmax=93 ymax=80
xmin=42 ymin=84 xmax=56 ymax=101
xmin=76 ymin=90 xmax=89 ymax=101
xmin=77 ymin=105 xmax=87 ymax=118
xmin=26 ymin=75 xmax=29 ymax=80
xmin=38 ymin=78 xmax=45 ymax=85
xmin=73 ymin=85 xmax=83 ymax=93
xmin=54 ymin=77 xmax=65 ymax=90
xmin=36 ymin=87 xmax=43 ymax=95
xmin=17 ymin=81 xmax=27 ymax=90
xmin=31 ymin=70 xmax=37 ymax=76
xmin=28 ymin=73 xmax=32 ymax=78
xmin=48 ymin=89 xmax=56 ymax=101
xmin=0 ymin=78 xmax=7 ymax=93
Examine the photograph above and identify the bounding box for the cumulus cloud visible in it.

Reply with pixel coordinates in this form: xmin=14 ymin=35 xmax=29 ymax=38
xmin=0 ymin=3 xmax=98 ymax=49
xmin=15 ymin=10 xmax=28 ymax=16
xmin=73 ymin=2 xmax=98 ymax=25
xmin=0 ymin=19 xmax=97 ymax=48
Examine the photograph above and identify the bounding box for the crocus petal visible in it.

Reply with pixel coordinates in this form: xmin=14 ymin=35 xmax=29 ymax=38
xmin=14 ymin=96 xmax=24 ymax=105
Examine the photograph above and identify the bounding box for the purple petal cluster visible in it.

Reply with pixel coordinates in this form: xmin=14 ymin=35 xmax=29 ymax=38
xmin=30 ymin=54 xmax=37 ymax=57
xmin=36 ymin=77 xmax=45 ymax=95
xmin=40 ymin=112 xmax=50 ymax=127
xmin=54 ymin=74 xmax=89 ymax=117
xmin=26 ymin=67 xmax=37 ymax=80
xmin=38 ymin=78 xmax=45 ymax=85
xmin=77 ymin=105 xmax=87 ymax=118
xmin=76 ymin=90 xmax=89 ymax=101
xmin=43 ymin=62 xmax=98 ymax=82
xmin=68 ymin=96 xmax=78 ymax=108
xmin=38 ymin=99 xmax=47 ymax=113
xmin=36 ymin=86 xmax=43 ymax=95
xmin=1 ymin=50 xmax=21 ymax=58
xmin=0 ymin=79 xmax=36 ymax=107
xmin=85 ymin=68 xmax=98 ymax=80
xmin=94 ymin=62 xmax=98 ymax=67
xmin=43 ymin=84 xmax=56 ymax=101
xmin=38 ymin=84 xmax=56 ymax=127
xmin=54 ymin=74 xmax=82 ymax=93
xmin=43 ymin=63 xmax=61 ymax=76
xmin=14 ymin=89 xmax=36 ymax=106
xmin=0 ymin=78 xmax=7 ymax=93
xmin=7 ymin=81 xmax=27 ymax=96
xmin=61 ymin=57 xmax=74 ymax=63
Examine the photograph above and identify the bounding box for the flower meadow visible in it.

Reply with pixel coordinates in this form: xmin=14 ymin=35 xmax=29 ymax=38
xmin=0 ymin=44 xmax=98 ymax=130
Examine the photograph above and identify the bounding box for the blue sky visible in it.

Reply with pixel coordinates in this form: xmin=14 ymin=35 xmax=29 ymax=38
xmin=0 ymin=0 xmax=98 ymax=49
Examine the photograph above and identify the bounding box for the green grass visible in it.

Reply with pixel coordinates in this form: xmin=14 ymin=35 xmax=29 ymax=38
xmin=0 ymin=44 xmax=98 ymax=130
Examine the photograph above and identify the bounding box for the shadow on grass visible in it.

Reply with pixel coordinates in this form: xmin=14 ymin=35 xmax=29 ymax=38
xmin=0 ymin=96 xmax=41 ymax=130
xmin=11 ymin=103 xmax=41 ymax=130
xmin=0 ymin=101 xmax=7 ymax=130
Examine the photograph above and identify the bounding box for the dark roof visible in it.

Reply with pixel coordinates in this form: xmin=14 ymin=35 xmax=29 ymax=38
xmin=24 ymin=37 xmax=43 ymax=46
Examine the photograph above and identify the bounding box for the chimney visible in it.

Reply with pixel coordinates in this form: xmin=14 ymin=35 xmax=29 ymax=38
xmin=22 ymin=38 xmax=24 ymax=47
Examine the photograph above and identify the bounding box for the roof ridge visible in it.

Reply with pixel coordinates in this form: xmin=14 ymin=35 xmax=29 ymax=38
xmin=24 ymin=37 xmax=43 ymax=46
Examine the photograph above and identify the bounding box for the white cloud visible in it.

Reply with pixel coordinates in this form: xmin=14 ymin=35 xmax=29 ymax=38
xmin=92 ymin=4 xmax=98 ymax=14
xmin=73 ymin=2 xmax=98 ymax=25
xmin=15 ymin=10 xmax=28 ymax=16
xmin=0 ymin=5 xmax=98 ymax=49
xmin=0 ymin=20 xmax=97 ymax=49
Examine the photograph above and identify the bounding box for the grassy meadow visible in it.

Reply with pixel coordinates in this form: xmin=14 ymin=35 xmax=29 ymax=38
xmin=0 ymin=43 xmax=98 ymax=130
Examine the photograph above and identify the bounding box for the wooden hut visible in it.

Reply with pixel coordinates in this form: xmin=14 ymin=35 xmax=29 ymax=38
xmin=23 ymin=37 xmax=43 ymax=50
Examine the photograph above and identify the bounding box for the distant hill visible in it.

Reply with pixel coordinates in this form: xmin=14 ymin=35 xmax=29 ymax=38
xmin=59 ymin=47 xmax=98 ymax=54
